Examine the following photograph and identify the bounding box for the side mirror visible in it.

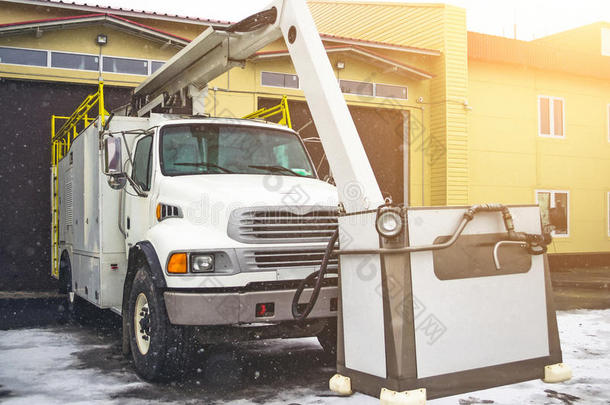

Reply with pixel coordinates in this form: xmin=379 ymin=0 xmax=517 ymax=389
xmin=104 ymin=137 xmax=123 ymax=175
xmin=104 ymin=137 xmax=127 ymax=190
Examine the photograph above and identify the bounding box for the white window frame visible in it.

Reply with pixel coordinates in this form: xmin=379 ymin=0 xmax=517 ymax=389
xmin=338 ymin=78 xmax=374 ymax=98
xmin=49 ymin=49 xmax=100 ymax=72
xmin=258 ymin=69 xmax=408 ymax=101
xmin=260 ymin=71 xmax=300 ymax=89
xmin=101 ymin=55 xmax=150 ymax=77
xmin=538 ymin=95 xmax=565 ymax=138
xmin=535 ymin=189 xmax=570 ymax=238
xmin=374 ymin=81 xmax=408 ymax=100
xmin=150 ymin=60 xmax=167 ymax=75
xmin=0 ymin=45 xmax=49 ymax=67
xmin=0 ymin=45 xmax=164 ymax=76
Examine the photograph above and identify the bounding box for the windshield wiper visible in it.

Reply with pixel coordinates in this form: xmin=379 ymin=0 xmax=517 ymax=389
xmin=175 ymin=162 xmax=234 ymax=173
xmin=248 ymin=165 xmax=304 ymax=177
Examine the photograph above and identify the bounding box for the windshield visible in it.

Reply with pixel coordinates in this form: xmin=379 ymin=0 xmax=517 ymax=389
xmin=160 ymin=124 xmax=316 ymax=178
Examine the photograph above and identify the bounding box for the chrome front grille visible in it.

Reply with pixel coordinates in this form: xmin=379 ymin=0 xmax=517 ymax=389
xmin=239 ymin=248 xmax=339 ymax=272
xmin=228 ymin=206 xmax=338 ymax=244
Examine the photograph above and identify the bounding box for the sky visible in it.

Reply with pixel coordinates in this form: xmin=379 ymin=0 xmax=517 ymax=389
xmin=55 ymin=0 xmax=610 ymax=41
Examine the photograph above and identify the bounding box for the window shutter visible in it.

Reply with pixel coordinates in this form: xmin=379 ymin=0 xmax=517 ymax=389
xmin=553 ymin=99 xmax=563 ymax=136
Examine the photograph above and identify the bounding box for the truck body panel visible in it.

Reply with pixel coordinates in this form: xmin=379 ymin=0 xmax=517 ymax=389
xmin=58 ymin=116 xmax=150 ymax=309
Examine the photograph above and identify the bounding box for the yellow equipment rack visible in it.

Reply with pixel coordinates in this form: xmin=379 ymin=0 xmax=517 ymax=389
xmin=242 ymin=95 xmax=292 ymax=129
xmin=50 ymin=81 xmax=109 ymax=278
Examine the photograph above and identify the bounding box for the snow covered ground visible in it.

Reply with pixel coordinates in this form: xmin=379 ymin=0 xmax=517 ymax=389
xmin=0 ymin=309 xmax=608 ymax=404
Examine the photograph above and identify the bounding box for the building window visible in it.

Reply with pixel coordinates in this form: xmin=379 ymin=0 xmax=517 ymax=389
xmin=261 ymin=71 xmax=299 ymax=89
xmin=259 ymin=71 xmax=407 ymax=99
xmin=51 ymin=51 xmax=98 ymax=71
xmin=536 ymin=190 xmax=569 ymax=236
xmin=340 ymin=79 xmax=374 ymax=96
xmin=151 ymin=61 xmax=165 ymax=74
xmin=103 ymin=56 xmax=148 ymax=75
xmin=376 ymin=83 xmax=408 ymax=99
xmin=0 ymin=46 xmax=47 ymax=67
xmin=539 ymin=96 xmax=564 ymax=137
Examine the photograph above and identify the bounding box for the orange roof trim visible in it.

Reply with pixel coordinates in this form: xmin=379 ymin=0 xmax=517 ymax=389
xmin=468 ymin=31 xmax=610 ymax=80
xmin=319 ymin=33 xmax=440 ymax=56
xmin=253 ymin=44 xmax=434 ymax=80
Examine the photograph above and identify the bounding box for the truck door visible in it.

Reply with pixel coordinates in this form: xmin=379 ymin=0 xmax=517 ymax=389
xmin=124 ymin=134 xmax=154 ymax=250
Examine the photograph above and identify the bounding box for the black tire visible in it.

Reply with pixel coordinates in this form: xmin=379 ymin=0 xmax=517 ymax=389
xmin=58 ymin=252 xmax=72 ymax=295
xmin=57 ymin=252 xmax=90 ymax=324
xmin=128 ymin=266 xmax=188 ymax=381
xmin=317 ymin=319 xmax=337 ymax=358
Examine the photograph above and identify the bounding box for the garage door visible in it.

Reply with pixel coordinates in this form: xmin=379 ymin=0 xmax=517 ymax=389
xmin=258 ymin=98 xmax=407 ymax=204
xmin=0 ymin=79 xmax=131 ymax=290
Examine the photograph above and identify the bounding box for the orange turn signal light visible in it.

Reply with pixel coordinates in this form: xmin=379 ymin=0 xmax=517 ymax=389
xmin=167 ymin=252 xmax=187 ymax=274
xmin=156 ymin=204 xmax=162 ymax=221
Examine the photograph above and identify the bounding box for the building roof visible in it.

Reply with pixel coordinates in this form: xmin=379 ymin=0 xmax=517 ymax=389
xmin=253 ymin=45 xmax=434 ymax=79
xmin=0 ymin=13 xmax=191 ymax=45
xmin=468 ymin=31 xmax=610 ymax=80
xmin=0 ymin=0 xmax=441 ymax=56
xmin=2 ymin=0 xmax=231 ymax=27
xmin=533 ymin=22 xmax=610 ymax=46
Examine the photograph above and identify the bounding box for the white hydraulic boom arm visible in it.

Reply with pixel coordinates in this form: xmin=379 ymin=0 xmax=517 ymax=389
xmin=134 ymin=0 xmax=389 ymax=383
xmin=133 ymin=0 xmax=384 ymax=213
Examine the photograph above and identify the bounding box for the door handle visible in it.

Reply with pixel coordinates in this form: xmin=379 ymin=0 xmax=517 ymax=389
xmin=127 ymin=216 xmax=131 ymax=230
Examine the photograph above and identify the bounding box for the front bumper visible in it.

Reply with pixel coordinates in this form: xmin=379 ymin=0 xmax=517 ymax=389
xmin=164 ymin=286 xmax=338 ymax=326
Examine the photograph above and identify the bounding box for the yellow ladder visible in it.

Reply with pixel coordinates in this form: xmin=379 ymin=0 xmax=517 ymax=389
xmin=50 ymin=81 xmax=108 ymax=278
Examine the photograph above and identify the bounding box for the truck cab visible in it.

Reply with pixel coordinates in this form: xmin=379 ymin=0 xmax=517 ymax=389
xmin=116 ymin=116 xmax=339 ymax=379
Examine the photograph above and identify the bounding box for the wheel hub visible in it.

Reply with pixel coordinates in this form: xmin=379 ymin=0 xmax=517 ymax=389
xmin=134 ymin=293 xmax=151 ymax=355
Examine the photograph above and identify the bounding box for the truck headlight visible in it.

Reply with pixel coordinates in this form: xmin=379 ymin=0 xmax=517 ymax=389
xmin=375 ymin=207 xmax=403 ymax=238
xmin=191 ymin=254 xmax=214 ymax=273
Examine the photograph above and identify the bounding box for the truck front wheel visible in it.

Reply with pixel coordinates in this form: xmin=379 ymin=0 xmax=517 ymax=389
xmin=128 ymin=267 xmax=188 ymax=381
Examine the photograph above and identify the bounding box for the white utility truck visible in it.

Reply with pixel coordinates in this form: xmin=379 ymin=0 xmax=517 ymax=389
xmin=53 ymin=111 xmax=340 ymax=380
xmin=51 ymin=0 xmax=571 ymax=402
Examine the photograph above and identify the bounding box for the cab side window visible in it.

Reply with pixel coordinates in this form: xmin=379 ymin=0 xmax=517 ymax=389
xmin=132 ymin=135 xmax=153 ymax=191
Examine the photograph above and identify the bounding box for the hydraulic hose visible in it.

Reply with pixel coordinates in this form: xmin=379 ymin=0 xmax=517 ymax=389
xmin=291 ymin=203 xmax=551 ymax=321
xmin=291 ymin=228 xmax=339 ymax=322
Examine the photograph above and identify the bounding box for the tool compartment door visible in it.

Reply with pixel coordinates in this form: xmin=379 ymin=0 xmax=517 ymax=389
xmin=407 ymin=205 xmax=550 ymax=378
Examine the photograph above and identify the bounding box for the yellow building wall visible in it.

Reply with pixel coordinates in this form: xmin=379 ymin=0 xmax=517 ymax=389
xmin=310 ymin=1 xmax=470 ymax=206
xmin=417 ymin=5 xmax=469 ymax=206
xmin=1 ymin=0 xmax=444 ymax=207
xmin=468 ymin=60 xmax=610 ymax=253
xmin=4 ymin=0 xmax=609 ymax=255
